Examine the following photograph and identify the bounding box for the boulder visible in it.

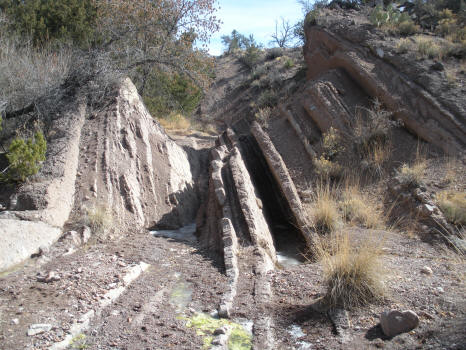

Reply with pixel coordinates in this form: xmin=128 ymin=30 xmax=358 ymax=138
xmin=380 ymin=309 xmax=419 ymax=337
xmin=0 ymin=219 xmax=61 ymax=272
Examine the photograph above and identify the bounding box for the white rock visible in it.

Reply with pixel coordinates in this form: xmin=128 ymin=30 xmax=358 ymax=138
xmin=421 ymin=266 xmax=433 ymax=275
xmin=27 ymin=323 xmax=52 ymax=336
xmin=380 ymin=310 xmax=419 ymax=337
xmin=11 ymin=318 xmax=19 ymax=325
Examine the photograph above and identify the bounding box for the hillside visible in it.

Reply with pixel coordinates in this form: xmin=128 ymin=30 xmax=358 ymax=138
xmin=0 ymin=3 xmax=465 ymax=350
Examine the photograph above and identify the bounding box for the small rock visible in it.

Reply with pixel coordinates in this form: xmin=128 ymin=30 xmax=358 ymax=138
xmin=38 ymin=245 xmax=49 ymax=256
xmin=380 ymin=310 xmax=419 ymax=337
xmin=11 ymin=318 xmax=19 ymax=325
xmin=421 ymin=266 xmax=433 ymax=275
xmin=81 ymin=226 xmax=92 ymax=244
xmin=27 ymin=323 xmax=52 ymax=336
xmin=419 ymin=311 xmax=435 ymax=320
xmin=213 ymin=326 xmax=227 ymax=335
xmin=435 ymin=286 xmax=444 ymax=294
xmin=37 ymin=271 xmax=61 ymax=283
xmin=431 ymin=62 xmax=444 ymax=71
xmin=62 ymin=230 xmax=82 ymax=246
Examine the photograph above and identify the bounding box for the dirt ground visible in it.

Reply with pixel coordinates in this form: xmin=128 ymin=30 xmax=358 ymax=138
xmin=1 ymin=224 xmax=464 ymax=350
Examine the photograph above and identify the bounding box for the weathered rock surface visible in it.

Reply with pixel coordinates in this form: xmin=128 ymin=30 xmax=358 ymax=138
xmin=0 ymin=78 xmax=201 ymax=272
xmin=0 ymin=219 xmax=61 ymax=272
xmin=380 ymin=309 xmax=420 ymax=337
xmin=303 ymin=12 xmax=465 ymax=155
xmin=72 ymin=78 xmax=199 ymax=232
xmin=9 ymin=101 xmax=87 ymax=227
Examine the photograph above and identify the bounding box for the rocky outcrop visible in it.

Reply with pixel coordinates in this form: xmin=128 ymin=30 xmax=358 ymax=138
xmin=72 ymin=78 xmax=199 ymax=232
xmin=303 ymin=13 xmax=465 ymax=155
xmin=251 ymin=122 xmax=317 ymax=249
xmin=387 ymin=176 xmax=454 ymax=237
xmin=0 ymin=219 xmax=61 ymax=271
xmin=8 ymin=101 xmax=86 ymax=227
xmin=0 ymin=78 xmax=200 ymax=272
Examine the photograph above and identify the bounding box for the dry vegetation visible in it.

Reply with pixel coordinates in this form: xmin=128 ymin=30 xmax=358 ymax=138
xmin=397 ymin=155 xmax=427 ymax=186
xmin=86 ymin=205 xmax=113 ymax=237
xmin=341 ymin=184 xmax=384 ymax=229
xmin=157 ymin=112 xmax=191 ymax=133
xmin=315 ymin=230 xmax=385 ymax=309
xmin=437 ymin=191 xmax=466 ymax=227
xmin=308 ymin=183 xmax=342 ymax=234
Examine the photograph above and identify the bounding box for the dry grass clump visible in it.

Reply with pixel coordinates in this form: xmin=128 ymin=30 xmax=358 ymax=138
xmin=309 ymin=183 xmax=342 ymax=234
xmin=397 ymin=157 xmax=427 ymax=186
xmin=414 ymin=36 xmax=453 ymax=60
xmin=341 ymin=185 xmax=384 ymax=229
xmin=437 ymin=191 xmax=466 ymax=227
xmin=87 ymin=205 xmax=113 ymax=236
xmin=363 ymin=142 xmax=392 ymax=176
xmin=396 ymin=38 xmax=412 ymax=53
xmin=313 ymin=156 xmax=343 ymax=179
xmin=158 ymin=112 xmax=191 ymax=132
xmin=316 ymin=231 xmax=385 ymax=309
xmin=254 ymin=107 xmax=272 ymax=128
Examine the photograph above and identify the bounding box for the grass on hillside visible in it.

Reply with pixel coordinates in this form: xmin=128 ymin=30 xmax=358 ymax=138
xmin=308 ymin=183 xmax=342 ymax=234
xmin=437 ymin=191 xmax=466 ymax=227
xmin=86 ymin=205 xmax=113 ymax=237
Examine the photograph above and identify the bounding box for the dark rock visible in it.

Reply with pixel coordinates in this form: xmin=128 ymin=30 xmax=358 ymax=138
xmin=431 ymin=62 xmax=444 ymax=71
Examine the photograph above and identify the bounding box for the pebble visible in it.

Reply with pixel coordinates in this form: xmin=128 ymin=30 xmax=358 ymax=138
xmin=11 ymin=318 xmax=19 ymax=325
xmin=37 ymin=271 xmax=61 ymax=283
xmin=421 ymin=266 xmax=433 ymax=275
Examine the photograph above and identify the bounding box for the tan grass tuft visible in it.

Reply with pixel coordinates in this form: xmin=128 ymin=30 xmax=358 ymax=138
xmin=398 ymin=155 xmax=427 ymax=186
xmin=87 ymin=205 xmax=113 ymax=236
xmin=316 ymin=231 xmax=385 ymax=309
xmin=309 ymin=183 xmax=342 ymax=234
xmin=158 ymin=112 xmax=191 ymax=132
xmin=341 ymin=184 xmax=384 ymax=229
xmin=437 ymin=191 xmax=466 ymax=227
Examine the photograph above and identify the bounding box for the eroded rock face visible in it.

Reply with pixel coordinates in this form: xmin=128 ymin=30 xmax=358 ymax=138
xmin=72 ymin=78 xmax=199 ymax=232
xmin=303 ymin=16 xmax=465 ymax=155
xmin=1 ymin=78 xmax=200 ymax=272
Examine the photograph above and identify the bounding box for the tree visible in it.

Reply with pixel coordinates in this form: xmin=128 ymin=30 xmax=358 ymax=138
xmin=0 ymin=0 xmax=98 ymax=46
xmin=4 ymin=131 xmax=46 ymax=182
xmin=270 ymin=17 xmax=294 ymax=48
xmin=95 ymin=0 xmax=221 ymax=94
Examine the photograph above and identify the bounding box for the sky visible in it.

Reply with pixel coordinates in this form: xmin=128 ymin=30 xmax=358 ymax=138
xmin=207 ymin=0 xmax=305 ymax=56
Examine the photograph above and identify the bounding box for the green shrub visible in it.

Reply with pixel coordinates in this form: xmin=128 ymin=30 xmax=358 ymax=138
xmin=370 ymin=6 xmax=419 ymax=36
xmin=0 ymin=0 xmax=98 ymax=46
xmin=4 ymin=131 xmax=46 ymax=182
xmin=239 ymin=46 xmax=262 ymax=70
xmin=284 ymin=58 xmax=295 ymax=69
xmin=142 ymin=69 xmax=202 ymax=118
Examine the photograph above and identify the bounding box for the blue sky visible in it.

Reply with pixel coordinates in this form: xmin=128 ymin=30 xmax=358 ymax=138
xmin=207 ymin=0 xmax=305 ymax=56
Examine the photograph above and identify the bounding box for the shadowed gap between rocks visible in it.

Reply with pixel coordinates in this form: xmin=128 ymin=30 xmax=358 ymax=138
xmin=236 ymin=133 xmax=306 ymax=262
